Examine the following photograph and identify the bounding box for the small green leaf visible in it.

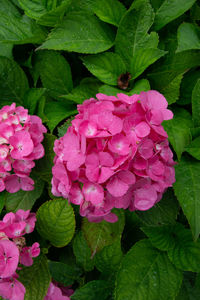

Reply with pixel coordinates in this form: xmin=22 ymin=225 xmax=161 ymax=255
xmin=19 ymin=255 xmax=51 ymax=300
xmin=179 ymin=69 xmax=200 ymax=106
xmin=92 ymin=0 xmax=126 ymax=26
xmin=174 ymin=157 xmax=200 ymax=240
xmin=5 ymin=173 xmax=44 ymax=212
xmin=45 ymin=101 xmax=77 ymax=132
xmin=154 ymin=0 xmax=196 ymax=30
xmin=34 ymin=50 xmax=73 ymax=99
xmin=177 ymin=23 xmax=200 ymax=52
xmin=73 ymin=231 xmax=94 ymax=272
xmin=115 ymin=239 xmax=182 ymax=300
xmin=81 ymin=52 xmax=126 ymax=85
xmin=71 ymin=280 xmax=112 ymax=300
xmin=36 ymin=198 xmax=75 ymax=247
xmin=62 ymin=78 xmax=101 ymax=104
xmin=0 ymin=191 xmax=5 ymax=214
xmin=136 ymin=189 xmax=179 ymax=226
xmin=0 ymin=56 xmax=29 ymax=105
xmin=185 ymin=136 xmax=200 ymax=160
xmin=160 ymin=73 xmax=184 ymax=105
xmin=82 ymin=210 xmax=125 ymax=255
xmin=192 ymin=79 xmax=200 ymax=127
xmin=57 ymin=117 xmax=74 ymax=138
xmin=39 ymin=12 xmax=115 ymax=53
xmin=163 ymin=108 xmax=193 ymax=160
xmin=34 ymin=133 xmax=56 ymax=182
xmin=48 ymin=261 xmax=82 ymax=286
xmin=95 ymin=238 xmax=123 ymax=274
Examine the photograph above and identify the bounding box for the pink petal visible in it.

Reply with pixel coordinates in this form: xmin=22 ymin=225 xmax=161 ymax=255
xmin=0 ymin=240 xmax=19 ymax=278
xmin=5 ymin=175 xmax=20 ymax=193
xmin=135 ymin=121 xmax=150 ymax=137
xmin=134 ymin=186 xmax=157 ymax=210
xmin=108 ymin=134 xmax=130 ymax=155
xmin=106 ymin=175 xmax=129 ymax=197
xmin=82 ymin=183 xmax=104 ymax=206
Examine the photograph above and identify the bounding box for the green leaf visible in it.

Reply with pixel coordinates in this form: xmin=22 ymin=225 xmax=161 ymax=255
xmin=174 ymin=157 xmax=200 ymax=240
xmin=63 ymin=78 xmax=101 ymax=104
xmin=0 ymin=56 xmax=29 ymax=105
xmin=92 ymin=0 xmax=126 ymax=26
xmin=19 ymin=0 xmax=72 ymax=26
xmin=34 ymin=50 xmax=73 ymax=99
xmin=71 ymin=280 xmax=112 ymax=300
xmin=39 ymin=12 xmax=115 ymax=53
xmin=115 ymin=239 xmax=182 ymax=300
xmin=168 ymin=225 xmax=200 ymax=272
xmin=73 ymin=231 xmax=94 ymax=272
xmin=19 ymin=255 xmax=51 ymax=300
xmin=130 ymin=48 xmax=167 ymax=79
xmin=0 ymin=191 xmax=5 ymax=214
xmin=153 ymin=0 xmax=196 ymax=30
xmin=136 ymin=189 xmax=179 ymax=226
xmin=148 ymin=50 xmax=200 ymax=90
xmin=36 ymin=198 xmax=75 ymax=247
xmin=95 ymin=238 xmax=123 ymax=274
xmin=45 ymin=101 xmax=77 ymax=132
xmin=179 ymin=69 xmax=200 ymax=106
xmin=48 ymin=261 xmax=82 ymax=286
xmin=57 ymin=116 xmax=74 ymax=138
xmin=23 ymin=88 xmax=46 ymax=114
xmin=115 ymin=1 xmax=155 ymax=70
xmin=142 ymin=225 xmax=176 ymax=251
xmin=34 ymin=133 xmax=56 ymax=182
xmin=163 ymin=108 xmax=193 ymax=160
xmin=192 ymin=79 xmax=200 ymax=127
xmin=82 ymin=210 xmax=125 ymax=255
xmin=160 ymin=73 xmax=184 ymax=105
xmin=177 ymin=23 xmax=200 ymax=52
xmin=185 ymin=136 xmax=200 ymax=160
xmin=0 ymin=1 xmax=47 ymax=45
xmin=176 ymin=277 xmax=200 ymax=300
xmin=81 ymin=52 xmax=126 ymax=85
xmin=0 ymin=42 xmax=13 ymax=58
xmin=5 ymin=173 xmax=44 ymax=212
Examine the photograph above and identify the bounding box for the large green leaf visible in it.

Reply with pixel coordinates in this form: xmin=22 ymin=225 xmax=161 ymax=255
xmin=62 ymin=78 xmax=101 ymax=104
xmin=39 ymin=12 xmax=115 ymax=53
xmin=115 ymin=0 xmax=155 ymax=70
xmin=176 ymin=277 xmax=200 ymax=300
xmin=0 ymin=42 xmax=13 ymax=58
xmin=71 ymin=280 xmax=112 ymax=300
xmin=179 ymin=69 xmax=200 ymax=106
xmin=177 ymin=23 xmax=200 ymax=52
xmin=92 ymin=0 xmax=126 ymax=26
xmin=185 ymin=136 xmax=200 ymax=160
xmin=5 ymin=173 xmax=44 ymax=212
xmin=174 ymin=157 xmax=200 ymax=240
xmin=19 ymin=255 xmax=51 ymax=300
xmin=95 ymin=238 xmax=123 ymax=275
xmin=148 ymin=50 xmax=200 ymax=90
xmin=153 ymin=0 xmax=196 ymax=30
xmin=192 ymin=79 xmax=200 ymax=127
xmin=44 ymin=101 xmax=77 ymax=132
xmin=81 ymin=52 xmax=126 ymax=85
xmin=115 ymin=239 xmax=182 ymax=300
xmin=34 ymin=133 xmax=56 ymax=182
xmin=160 ymin=73 xmax=183 ymax=105
xmin=0 ymin=0 xmax=47 ymax=44
xmin=73 ymin=231 xmax=94 ymax=272
xmin=136 ymin=189 xmax=179 ymax=226
xmin=34 ymin=50 xmax=73 ymax=99
xmin=19 ymin=0 xmax=72 ymax=26
xmin=23 ymin=88 xmax=46 ymax=114
xmin=48 ymin=261 xmax=82 ymax=286
xmin=163 ymin=108 xmax=193 ymax=160
xmin=82 ymin=210 xmax=125 ymax=255
xmin=0 ymin=56 xmax=29 ymax=105
xmin=36 ymin=198 xmax=75 ymax=247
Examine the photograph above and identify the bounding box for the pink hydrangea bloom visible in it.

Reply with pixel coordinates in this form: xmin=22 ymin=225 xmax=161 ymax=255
xmin=0 ymin=240 xmax=19 ymax=278
xmin=44 ymin=282 xmax=73 ymax=300
xmin=0 ymin=274 xmax=26 ymax=300
xmin=0 ymin=103 xmax=47 ymax=193
xmin=51 ymin=91 xmax=175 ymax=222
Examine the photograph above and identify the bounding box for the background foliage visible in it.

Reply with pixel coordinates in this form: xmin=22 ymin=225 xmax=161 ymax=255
xmin=1 ymin=0 xmax=200 ymax=299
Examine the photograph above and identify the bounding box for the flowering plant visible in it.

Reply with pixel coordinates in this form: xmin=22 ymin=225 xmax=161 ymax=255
xmin=52 ymin=91 xmax=175 ymax=222
xmin=0 ymin=103 xmax=47 ymax=193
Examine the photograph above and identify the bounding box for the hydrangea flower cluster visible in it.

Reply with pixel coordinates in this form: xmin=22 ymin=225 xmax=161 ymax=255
xmin=44 ymin=282 xmax=74 ymax=300
xmin=0 ymin=103 xmax=47 ymax=193
xmin=0 ymin=209 xmax=40 ymax=300
xmin=52 ymin=91 xmax=175 ymax=222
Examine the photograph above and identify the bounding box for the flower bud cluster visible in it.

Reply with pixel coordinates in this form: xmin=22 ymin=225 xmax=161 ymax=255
xmin=0 ymin=103 xmax=47 ymax=193
xmin=52 ymin=91 xmax=175 ymax=222
xmin=0 ymin=209 xmax=40 ymax=300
